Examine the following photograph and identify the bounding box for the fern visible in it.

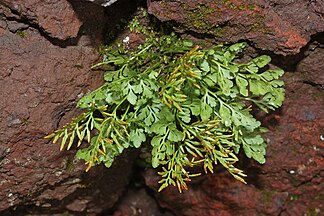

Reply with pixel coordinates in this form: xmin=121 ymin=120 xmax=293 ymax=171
xmin=45 ymin=10 xmax=285 ymax=193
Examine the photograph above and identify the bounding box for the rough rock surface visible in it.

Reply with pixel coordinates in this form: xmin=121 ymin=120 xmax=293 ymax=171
xmin=1 ymin=0 xmax=81 ymax=40
xmin=144 ymin=42 xmax=324 ymax=215
xmin=112 ymin=188 xmax=174 ymax=216
xmin=148 ymin=0 xmax=324 ymax=55
xmin=0 ymin=0 xmax=136 ymax=214
xmin=0 ymin=0 xmax=323 ymax=215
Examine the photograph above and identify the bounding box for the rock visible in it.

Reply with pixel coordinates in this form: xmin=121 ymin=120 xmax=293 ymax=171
xmin=1 ymin=0 xmax=81 ymax=40
xmin=147 ymin=0 xmax=324 ymax=55
xmin=0 ymin=0 xmax=135 ymax=214
xmin=112 ymin=188 xmax=175 ymax=216
xmin=296 ymin=43 xmax=324 ymax=87
xmin=0 ymin=0 xmax=323 ymax=215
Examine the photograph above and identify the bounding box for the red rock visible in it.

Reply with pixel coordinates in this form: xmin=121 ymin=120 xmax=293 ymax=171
xmin=0 ymin=1 xmax=135 ymax=214
xmin=148 ymin=0 xmax=322 ymax=55
xmin=1 ymin=0 xmax=81 ymax=40
xmin=0 ymin=0 xmax=323 ymax=215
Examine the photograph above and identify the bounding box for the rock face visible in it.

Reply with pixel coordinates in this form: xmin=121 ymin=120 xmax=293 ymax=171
xmin=0 ymin=0 xmax=136 ymax=214
xmin=0 ymin=0 xmax=323 ymax=215
xmin=1 ymin=0 xmax=81 ymax=40
xmin=148 ymin=0 xmax=324 ymax=55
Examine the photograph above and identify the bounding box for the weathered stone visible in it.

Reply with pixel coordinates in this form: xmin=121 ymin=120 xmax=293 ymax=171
xmin=0 ymin=0 xmax=323 ymax=215
xmin=113 ymin=188 xmax=175 ymax=216
xmin=296 ymin=45 xmax=324 ymax=86
xmin=148 ymin=0 xmax=324 ymax=55
xmin=1 ymin=0 xmax=81 ymax=40
xmin=0 ymin=0 xmax=135 ymax=214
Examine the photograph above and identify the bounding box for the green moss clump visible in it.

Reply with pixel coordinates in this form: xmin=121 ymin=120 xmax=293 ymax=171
xmin=182 ymin=3 xmax=218 ymax=32
xmin=16 ymin=30 xmax=27 ymax=38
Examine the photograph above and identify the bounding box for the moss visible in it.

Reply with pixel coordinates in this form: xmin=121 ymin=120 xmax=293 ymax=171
xmin=155 ymin=0 xmax=266 ymax=41
xmin=312 ymin=91 xmax=324 ymax=99
xmin=248 ymin=5 xmax=256 ymax=10
xmin=250 ymin=20 xmax=266 ymax=32
xmin=16 ymin=30 xmax=27 ymax=38
xmin=178 ymin=1 xmax=268 ymax=38
xmin=64 ymin=158 xmax=76 ymax=171
xmin=305 ymin=208 xmax=320 ymax=216
xmin=222 ymin=0 xmax=259 ymax=12
xmin=261 ymin=190 xmax=276 ymax=203
xmin=182 ymin=3 xmax=219 ymax=32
